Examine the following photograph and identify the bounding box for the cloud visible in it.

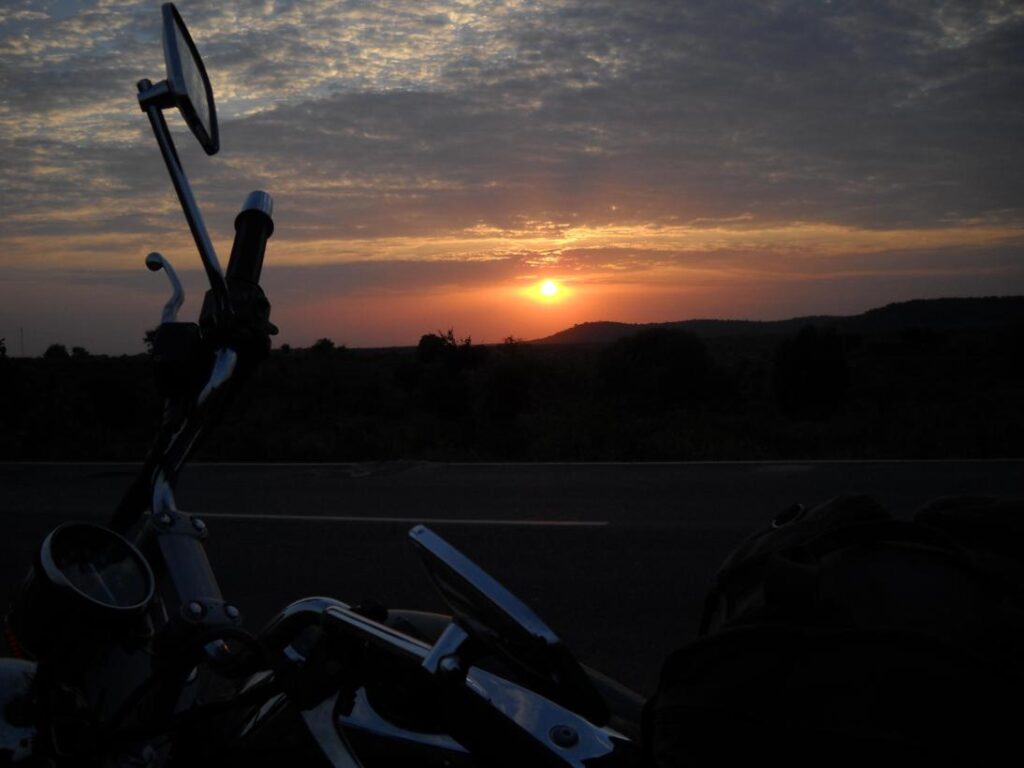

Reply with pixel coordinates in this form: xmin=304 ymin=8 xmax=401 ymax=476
xmin=1 ymin=1 xmax=1023 ymax=350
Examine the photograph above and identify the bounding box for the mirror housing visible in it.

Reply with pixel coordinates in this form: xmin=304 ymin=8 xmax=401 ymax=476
xmin=137 ymin=3 xmax=230 ymax=323
xmin=161 ymin=3 xmax=219 ymax=155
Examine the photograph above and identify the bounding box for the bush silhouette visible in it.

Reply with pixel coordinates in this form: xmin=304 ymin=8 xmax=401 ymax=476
xmin=311 ymin=338 xmax=336 ymax=355
xmin=414 ymin=330 xmax=485 ymax=421
xmin=417 ymin=331 xmax=452 ymax=364
xmin=417 ymin=329 xmax=485 ymax=370
xmin=599 ymin=328 xmax=721 ymax=412
xmin=773 ymin=325 xmax=850 ymax=420
xmin=43 ymin=344 xmax=69 ymax=360
xmin=478 ymin=352 xmax=532 ymax=422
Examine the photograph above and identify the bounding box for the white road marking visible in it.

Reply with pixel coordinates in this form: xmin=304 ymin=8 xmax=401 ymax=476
xmin=2 ymin=459 xmax=1022 ymax=467
xmin=201 ymin=512 xmax=608 ymax=527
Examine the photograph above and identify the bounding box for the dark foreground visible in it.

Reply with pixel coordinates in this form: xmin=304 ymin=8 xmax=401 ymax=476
xmin=2 ymin=460 xmax=1021 ymax=693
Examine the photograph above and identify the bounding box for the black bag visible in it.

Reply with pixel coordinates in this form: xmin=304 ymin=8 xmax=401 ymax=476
xmin=644 ymin=495 xmax=1024 ymax=765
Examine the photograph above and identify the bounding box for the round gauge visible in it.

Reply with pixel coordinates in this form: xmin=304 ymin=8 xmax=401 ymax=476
xmin=8 ymin=523 xmax=155 ymax=662
xmin=40 ymin=523 xmax=154 ymax=612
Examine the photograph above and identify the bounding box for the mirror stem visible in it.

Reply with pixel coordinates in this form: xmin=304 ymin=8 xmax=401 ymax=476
xmin=138 ymin=78 xmax=230 ymax=321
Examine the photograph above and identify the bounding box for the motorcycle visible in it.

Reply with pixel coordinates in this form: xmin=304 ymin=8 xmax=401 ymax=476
xmin=0 ymin=5 xmax=643 ymax=766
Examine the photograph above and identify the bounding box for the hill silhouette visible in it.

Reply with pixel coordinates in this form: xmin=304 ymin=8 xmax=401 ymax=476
xmin=532 ymin=296 xmax=1024 ymax=345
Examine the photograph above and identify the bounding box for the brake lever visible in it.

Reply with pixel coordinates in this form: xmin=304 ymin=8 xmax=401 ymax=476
xmin=146 ymin=251 xmax=185 ymax=323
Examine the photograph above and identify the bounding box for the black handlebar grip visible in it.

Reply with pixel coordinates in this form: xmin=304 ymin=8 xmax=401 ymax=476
xmin=226 ymin=191 xmax=274 ymax=285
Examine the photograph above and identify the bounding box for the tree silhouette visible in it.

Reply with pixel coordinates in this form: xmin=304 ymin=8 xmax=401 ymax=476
xmin=311 ymin=338 xmax=336 ymax=355
xmin=417 ymin=329 xmax=482 ymax=369
xmin=416 ymin=331 xmax=451 ymax=364
xmin=600 ymin=328 xmax=722 ymax=412
xmin=43 ymin=344 xmax=69 ymax=360
xmin=773 ymin=325 xmax=850 ymax=420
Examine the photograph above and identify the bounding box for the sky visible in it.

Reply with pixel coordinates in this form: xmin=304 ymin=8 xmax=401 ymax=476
xmin=1 ymin=0 xmax=1023 ymax=354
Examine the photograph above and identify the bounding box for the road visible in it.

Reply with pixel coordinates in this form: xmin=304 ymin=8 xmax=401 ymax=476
xmin=2 ymin=460 xmax=1021 ymax=694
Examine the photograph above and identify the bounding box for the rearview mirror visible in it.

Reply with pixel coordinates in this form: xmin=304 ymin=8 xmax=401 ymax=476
xmin=161 ymin=3 xmax=219 ymax=155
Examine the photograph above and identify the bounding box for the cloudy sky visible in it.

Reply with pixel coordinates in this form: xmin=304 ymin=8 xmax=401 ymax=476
xmin=1 ymin=0 xmax=1022 ymax=353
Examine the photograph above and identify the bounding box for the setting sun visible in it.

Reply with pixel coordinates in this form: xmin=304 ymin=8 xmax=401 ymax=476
xmin=519 ymin=278 xmax=571 ymax=306
xmin=526 ymin=278 xmax=570 ymax=304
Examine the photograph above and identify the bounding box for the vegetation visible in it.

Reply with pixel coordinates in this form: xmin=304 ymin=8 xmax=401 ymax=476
xmin=773 ymin=326 xmax=850 ymax=420
xmin=43 ymin=343 xmax=69 ymax=360
xmin=0 ymin=318 xmax=1020 ymax=462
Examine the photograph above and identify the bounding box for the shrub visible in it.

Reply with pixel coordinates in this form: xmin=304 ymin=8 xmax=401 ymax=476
xmin=599 ymin=328 xmax=721 ymax=412
xmin=43 ymin=344 xmax=69 ymax=360
xmin=311 ymin=338 xmax=336 ymax=355
xmin=773 ymin=325 xmax=850 ymax=420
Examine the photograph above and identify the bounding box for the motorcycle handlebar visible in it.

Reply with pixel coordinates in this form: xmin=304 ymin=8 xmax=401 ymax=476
xmin=226 ymin=191 xmax=274 ymax=285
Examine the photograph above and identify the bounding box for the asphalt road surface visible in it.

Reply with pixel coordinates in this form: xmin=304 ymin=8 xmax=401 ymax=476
xmin=2 ymin=460 xmax=1021 ymax=694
